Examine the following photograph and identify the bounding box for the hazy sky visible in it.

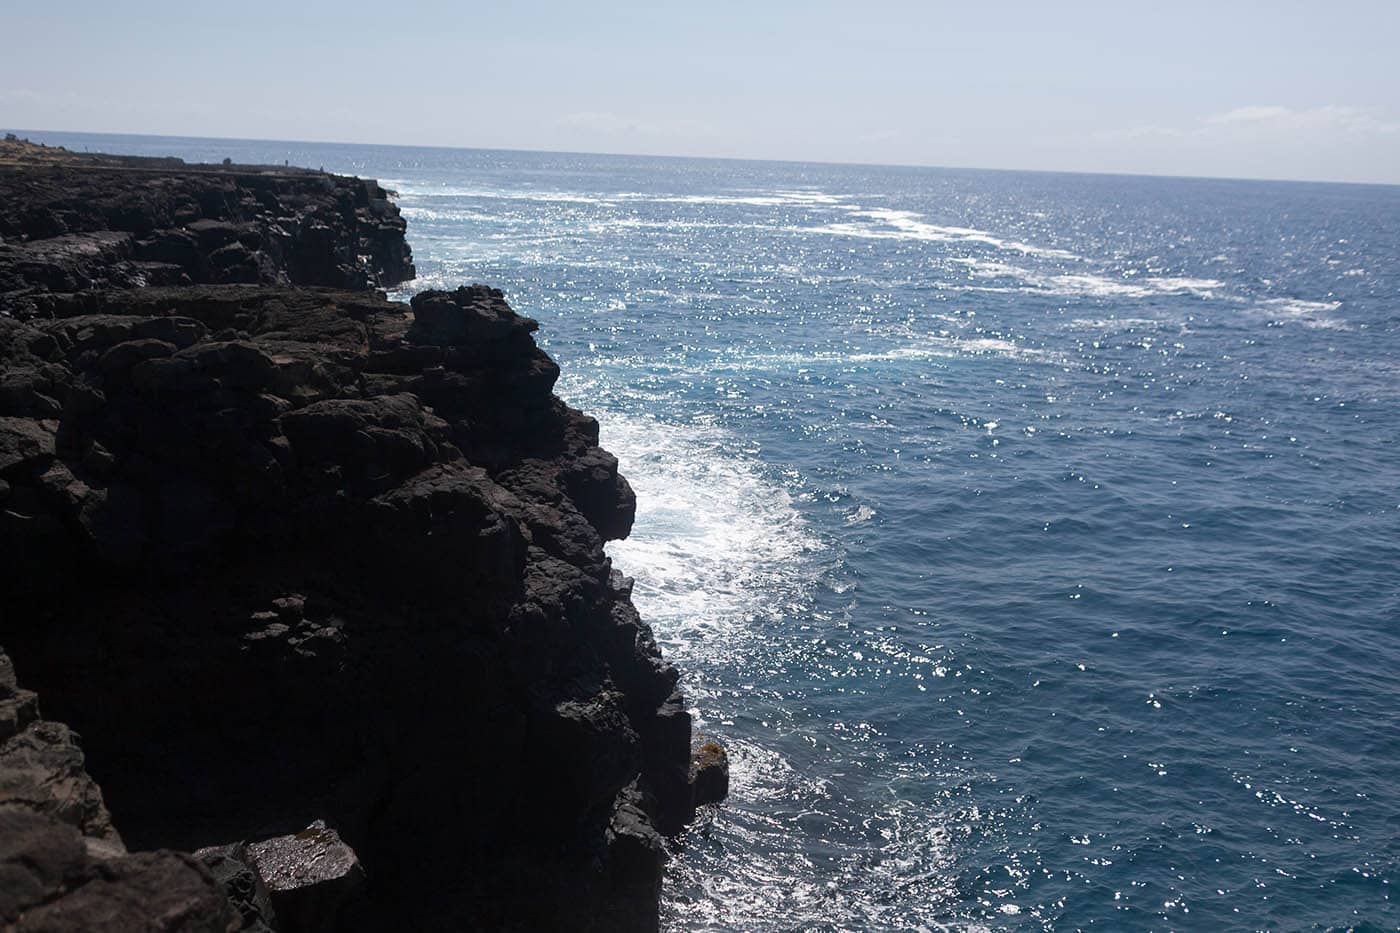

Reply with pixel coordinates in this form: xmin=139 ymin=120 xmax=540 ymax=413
xmin=3 ymin=1 xmax=1398 ymax=183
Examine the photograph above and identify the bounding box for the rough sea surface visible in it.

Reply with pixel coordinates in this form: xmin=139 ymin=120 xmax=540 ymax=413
xmin=19 ymin=131 xmax=1400 ymax=931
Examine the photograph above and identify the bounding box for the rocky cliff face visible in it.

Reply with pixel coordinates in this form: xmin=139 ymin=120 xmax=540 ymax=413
xmin=0 ymin=139 xmax=415 ymax=316
xmin=0 ymin=139 xmax=718 ymax=931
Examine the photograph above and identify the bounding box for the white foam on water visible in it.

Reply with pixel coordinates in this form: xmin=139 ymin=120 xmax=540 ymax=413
xmin=548 ymin=399 xmax=981 ymax=929
xmin=846 ymin=336 xmax=1054 ymax=363
xmin=1043 ymin=273 xmax=1224 ymax=299
xmin=1068 ymin=317 xmax=1166 ymax=330
xmin=1146 ymin=276 xmax=1227 ymax=297
xmin=845 ymin=504 xmax=877 ymax=525
xmin=616 ymin=189 xmax=845 ymax=207
xmin=583 ymin=410 xmax=823 ymax=667
xmin=795 ymin=207 xmax=1082 ymax=260
xmin=860 ymin=208 xmax=1083 ymax=260
xmin=948 ymin=257 xmax=1225 ymax=300
xmin=1250 ymin=298 xmax=1349 ymax=330
xmin=399 ymin=206 xmax=502 ymax=223
xmin=662 ymin=745 xmax=975 ymax=930
xmin=583 ymin=216 xmax=779 ymax=237
xmin=391 ymin=183 xmax=615 ymax=204
xmin=398 ymin=188 xmax=845 ymax=209
xmin=1255 ymin=298 xmax=1343 ymax=316
xmin=691 ymin=333 xmax=1055 ymax=373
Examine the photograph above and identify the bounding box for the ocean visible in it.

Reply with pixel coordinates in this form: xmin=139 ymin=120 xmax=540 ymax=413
xmin=16 ymin=130 xmax=1400 ymax=931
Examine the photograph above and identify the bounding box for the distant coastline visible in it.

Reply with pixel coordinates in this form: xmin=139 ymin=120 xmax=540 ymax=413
xmin=9 ymin=126 xmax=1400 ymax=190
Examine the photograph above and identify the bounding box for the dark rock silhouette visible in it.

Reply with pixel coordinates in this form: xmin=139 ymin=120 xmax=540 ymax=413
xmin=691 ymin=738 xmax=731 ymax=808
xmin=0 ymin=139 xmax=725 ymax=931
xmin=0 ymin=138 xmax=414 ymax=319
xmin=1 ymin=649 xmax=240 ymax=932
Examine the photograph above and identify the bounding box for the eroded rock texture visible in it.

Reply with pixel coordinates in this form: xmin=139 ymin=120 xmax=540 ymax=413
xmin=0 ymin=140 xmax=713 ymax=931
xmin=0 ymin=138 xmax=414 ymax=320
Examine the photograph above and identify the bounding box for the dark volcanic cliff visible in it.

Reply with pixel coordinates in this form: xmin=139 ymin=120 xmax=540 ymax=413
xmin=0 ymin=139 xmax=720 ymax=931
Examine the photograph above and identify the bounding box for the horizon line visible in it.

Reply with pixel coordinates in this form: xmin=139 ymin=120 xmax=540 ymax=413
xmin=7 ymin=125 xmax=1400 ymax=191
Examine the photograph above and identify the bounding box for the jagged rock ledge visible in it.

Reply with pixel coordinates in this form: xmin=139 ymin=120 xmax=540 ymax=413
xmin=0 ymin=138 xmax=726 ymax=931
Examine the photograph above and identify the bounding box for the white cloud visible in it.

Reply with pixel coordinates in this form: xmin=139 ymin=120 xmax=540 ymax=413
xmin=1089 ymin=123 xmax=1184 ymax=142
xmin=1204 ymin=104 xmax=1399 ymax=135
xmin=1063 ymin=102 xmax=1400 ymax=182
xmin=1092 ymin=104 xmax=1400 ymax=146
xmin=0 ymin=88 xmax=44 ymax=104
xmin=1207 ymin=105 xmax=1291 ymax=124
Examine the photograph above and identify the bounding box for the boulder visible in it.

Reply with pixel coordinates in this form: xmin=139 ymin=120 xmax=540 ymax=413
xmin=690 ymin=737 xmax=731 ymax=808
xmin=247 ymin=821 xmax=365 ymax=933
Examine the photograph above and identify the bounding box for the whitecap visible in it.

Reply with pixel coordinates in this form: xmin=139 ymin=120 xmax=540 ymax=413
xmin=1255 ymin=297 xmax=1342 ymax=316
xmin=1251 ymin=297 xmax=1348 ymax=329
xmin=794 ymin=207 xmax=1082 ymax=260
xmin=392 ymin=184 xmax=615 ymax=204
xmin=845 ymin=504 xmax=877 ymax=525
xmin=850 ymin=336 xmax=1053 ymax=363
xmin=614 ymin=189 xmax=845 ymax=208
xmin=1068 ymin=317 xmax=1165 ymax=330
xmin=1038 ymin=273 xmax=1223 ymax=299
xmin=574 ymin=411 xmax=823 ymax=665
xmin=948 ymin=258 xmax=1224 ymax=300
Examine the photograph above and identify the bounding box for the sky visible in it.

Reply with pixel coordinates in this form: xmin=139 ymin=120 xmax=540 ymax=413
xmin=3 ymin=1 xmax=1398 ymax=184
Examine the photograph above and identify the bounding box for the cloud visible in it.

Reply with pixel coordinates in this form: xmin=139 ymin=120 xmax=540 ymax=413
xmin=1205 ymin=104 xmax=1400 ymax=135
xmin=0 ymin=88 xmax=44 ymax=104
xmin=1090 ymin=123 xmax=1184 ymax=142
xmin=1093 ymin=104 xmax=1400 ymax=146
xmin=1207 ymin=105 xmax=1291 ymax=125
xmin=1063 ymin=102 xmax=1400 ymax=182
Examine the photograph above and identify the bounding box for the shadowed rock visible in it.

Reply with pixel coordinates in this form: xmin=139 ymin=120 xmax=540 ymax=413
xmin=0 ymin=648 xmax=242 ymax=932
xmin=193 ymin=842 xmax=278 ymax=933
xmin=1 ymin=141 xmax=701 ymax=932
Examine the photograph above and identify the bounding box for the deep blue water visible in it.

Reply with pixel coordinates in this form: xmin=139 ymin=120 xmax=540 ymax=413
xmin=15 ymin=130 xmax=1400 ymax=932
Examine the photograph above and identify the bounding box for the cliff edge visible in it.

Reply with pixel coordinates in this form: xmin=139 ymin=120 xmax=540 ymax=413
xmin=0 ymin=138 xmax=721 ymax=931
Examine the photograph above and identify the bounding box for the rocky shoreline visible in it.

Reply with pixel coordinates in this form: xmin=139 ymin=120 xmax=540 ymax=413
xmin=0 ymin=138 xmax=725 ymax=931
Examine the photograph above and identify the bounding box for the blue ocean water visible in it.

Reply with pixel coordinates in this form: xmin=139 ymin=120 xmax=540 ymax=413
xmin=15 ymin=130 xmax=1400 ymax=931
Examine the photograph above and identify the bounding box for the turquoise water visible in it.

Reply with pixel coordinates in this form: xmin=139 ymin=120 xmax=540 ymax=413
xmin=17 ymin=130 xmax=1400 ymax=931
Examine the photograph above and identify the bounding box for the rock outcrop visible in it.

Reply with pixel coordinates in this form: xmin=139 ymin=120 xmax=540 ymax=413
xmin=690 ymin=738 xmax=731 ymax=809
xmin=0 ymin=138 xmax=723 ymax=931
xmin=0 ymin=137 xmax=414 ymax=320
